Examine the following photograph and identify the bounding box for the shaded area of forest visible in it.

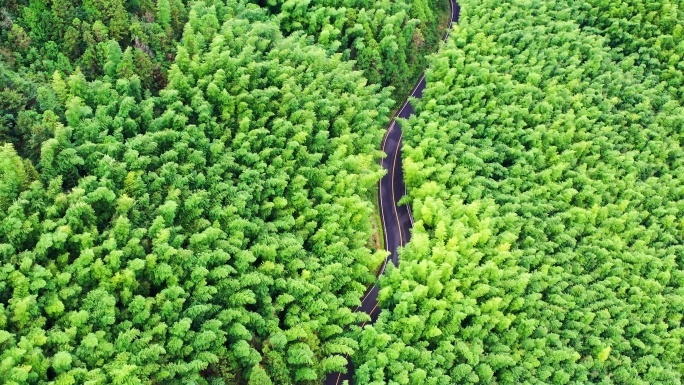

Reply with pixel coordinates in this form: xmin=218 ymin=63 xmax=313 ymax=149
xmin=0 ymin=0 xmax=449 ymax=162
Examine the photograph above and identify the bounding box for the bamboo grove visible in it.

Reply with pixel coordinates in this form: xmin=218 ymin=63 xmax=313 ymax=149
xmin=1 ymin=0 xmax=447 ymax=160
xmin=0 ymin=0 xmax=448 ymax=382
xmin=354 ymin=0 xmax=684 ymax=384
xmin=2 ymin=0 xmax=684 ymax=384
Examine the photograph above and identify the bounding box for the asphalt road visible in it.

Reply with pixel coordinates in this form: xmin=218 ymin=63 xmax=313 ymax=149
xmin=324 ymin=1 xmax=460 ymax=384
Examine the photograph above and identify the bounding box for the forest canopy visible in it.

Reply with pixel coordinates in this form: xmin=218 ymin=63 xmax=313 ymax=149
xmin=0 ymin=0 xmax=447 ymax=161
xmin=0 ymin=0 xmax=459 ymax=380
xmin=248 ymin=0 xmax=449 ymax=99
xmin=0 ymin=1 xmax=407 ymax=383
xmin=354 ymin=0 xmax=684 ymax=384
xmin=2 ymin=0 xmax=684 ymax=384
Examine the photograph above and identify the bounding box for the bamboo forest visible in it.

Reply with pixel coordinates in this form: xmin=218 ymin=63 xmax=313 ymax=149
xmin=0 ymin=0 xmax=683 ymax=384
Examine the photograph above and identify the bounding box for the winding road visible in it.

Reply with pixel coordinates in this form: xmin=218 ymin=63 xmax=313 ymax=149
xmin=324 ymin=1 xmax=460 ymax=384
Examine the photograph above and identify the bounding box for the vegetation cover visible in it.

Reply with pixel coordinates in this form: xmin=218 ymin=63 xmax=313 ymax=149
xmin=249 ymin=0 xmax=449 ymax=100
xmin=3 ymin=0 xmax=683 ymax=384
xmin=0 ymin=0 xmax=451 ymax=382
xmin=1 ymin=0 xmax=190 ymax=162
xmin=1 ymin=0 xmax=188 ymax=85
xmin=576 ymin=0 xmax=684 ymax=102
xmin=354 ymin=0 xmax=684 ymax=384
xmin=0 ymin=1 xmax=403 ymax=383
xmin=0 ymin=0 xmax=447 ymax=162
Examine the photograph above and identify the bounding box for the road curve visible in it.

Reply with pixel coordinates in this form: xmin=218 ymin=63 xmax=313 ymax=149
xmin=324 ymin=1 xmax=460 ymax=384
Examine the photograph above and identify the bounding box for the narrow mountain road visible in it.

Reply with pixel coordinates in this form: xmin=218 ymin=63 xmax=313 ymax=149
xmin=324 ymin=1 xmax=460 ymax=384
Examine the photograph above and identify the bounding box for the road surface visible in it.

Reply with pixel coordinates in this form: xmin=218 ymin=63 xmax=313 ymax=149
xmin=324 ymin=0 xmax=460 ymax=384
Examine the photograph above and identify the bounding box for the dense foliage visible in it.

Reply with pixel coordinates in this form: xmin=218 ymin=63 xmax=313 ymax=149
xmin=250 ymin=0 xmax=449 ymax=99
xmin=0 ymin=61 xmax=58 ymax=162
xmin=1 ymin=0 xmax=448 ymax=162
xmin=1 ymin=0 xmax=188 ymax=86
xmin=354 ymin=0 xmax=684 ymax=383
xmin=5 ymin=0 xmax=683 ymax=383
xmin=575 ymin=0 xmax=684 ymax=102
xmin=0 ymin=0 xmax=189 ymax=161
xmin=0 ymin=1 xmax=397 ymax=383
